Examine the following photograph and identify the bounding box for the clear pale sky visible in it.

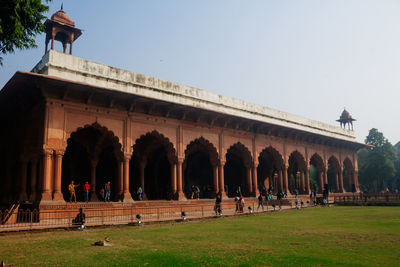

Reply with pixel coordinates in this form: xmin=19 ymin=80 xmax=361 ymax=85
xmin=1 ymin=0 xmax=399 ymax=144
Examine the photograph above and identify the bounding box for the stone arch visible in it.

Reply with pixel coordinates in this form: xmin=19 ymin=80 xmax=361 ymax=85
xmin=288 ymin=150 xmax=307 ymax=194
xmin=309 ymin=153 xmax=325 ymax=193
xmin=257 ymin=146 xmax=284 ymax=194
xmin=183 ymin=137 xmax=218 ymax=199
xmin=343 ymin=157 xmax=355 ymax=192
xmin=66 ymin=121 xmax=123 ymax=148
xmin=328 ymin=156 xmax=341 ymax=193
xmin=62 ymin=122 xmax=123 ymax=202
xmin=131 ymin=130 xmax=177 ymax=200
xmin=224 ymin=142 xmax=253 ymax=197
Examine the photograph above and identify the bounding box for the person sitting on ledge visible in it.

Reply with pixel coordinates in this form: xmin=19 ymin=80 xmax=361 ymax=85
xmin=72 ymin=208 xmax=86 ymax=230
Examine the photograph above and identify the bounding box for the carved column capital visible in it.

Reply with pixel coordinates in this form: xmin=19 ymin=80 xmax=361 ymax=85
xmin=43 ymin=148 xmax=54 ymax=157
xmin=55 ymin=149 xmax=65 ymax=157
xmin=123 ymin=153 xmax=132 ymax=161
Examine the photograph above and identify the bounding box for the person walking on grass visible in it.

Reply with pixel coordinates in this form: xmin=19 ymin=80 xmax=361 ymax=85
xmin=68 ymin=180 xmax=80 ymax=203
xmin=257 ymin=193 xmax=264 ymax=212
xmin=239 ymin=195 xmax=245 ymax=213
xmin=277 ymin=191 xmax=283 ymax=210
xmin=214 ymin=192 xmax=222 ymax=216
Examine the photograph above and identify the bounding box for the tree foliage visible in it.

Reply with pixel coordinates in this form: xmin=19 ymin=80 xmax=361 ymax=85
xmin=0 ymin=0 xmax=51 ymax=65
xmin=358 ymin=128 xmax=398 ymax=192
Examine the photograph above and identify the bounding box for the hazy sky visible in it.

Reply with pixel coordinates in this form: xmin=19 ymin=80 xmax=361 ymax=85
xmin=1 ymin=0 xmax=399 ymax=144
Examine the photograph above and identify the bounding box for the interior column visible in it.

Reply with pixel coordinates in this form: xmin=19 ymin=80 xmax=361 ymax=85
xmin=219 ymin=160 xmax=227 ymax=198
xmin=300 ymin=171 xmax=305 ymax=194
xmin=171 ymin=162 xmax=177 ymax=197
xmin=213 ymin=165 xmax=219 ymax=195
xmin=40 ymin=149 xmax=53 ymax=203
xmin=122 ymin=154 xmax=134 ymax=202
xmin=252 ymin=163 xmax=258 ymax=195
xmin=176 ymin=158 xmax=185 ymax=200
xmin=283 ymin=165 xmax=289 ymax=195
xmin=305 ymin=167 xmax=310 ymax=194
xmin=52 ymin=150 xmax=65 ymax=202
xmin=247 ymin=167 xmax=253 ymax=196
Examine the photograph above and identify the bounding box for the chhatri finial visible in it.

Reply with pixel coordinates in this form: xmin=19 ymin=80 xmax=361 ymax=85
xmin=61 ymin=3 xmax=63 ymax=10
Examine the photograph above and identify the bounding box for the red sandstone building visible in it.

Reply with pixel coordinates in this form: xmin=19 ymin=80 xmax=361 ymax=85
xmin=0 ymin=8 xmax=365 ymax=208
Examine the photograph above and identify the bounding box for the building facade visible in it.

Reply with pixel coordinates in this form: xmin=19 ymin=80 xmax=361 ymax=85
xmin=0 ymin=9 xmax=365 ymax=206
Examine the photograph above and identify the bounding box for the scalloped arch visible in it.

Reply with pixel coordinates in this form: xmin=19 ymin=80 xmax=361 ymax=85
xmin=133 ymin=130 xmax=177 ymax=164
xmin=309 ymin=153 xmax=325 ymax=172
xmin=184 ymin=137 xmax=219 ymax=166
xmin=259 ymin=146 xmax=284 ymax=169
xmin=68 ymin=122 xmax=123 ymax=160
xmin=226 ymin=142 xmax=253 ymax=168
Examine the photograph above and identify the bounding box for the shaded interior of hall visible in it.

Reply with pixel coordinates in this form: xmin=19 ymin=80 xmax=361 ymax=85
xmin=184 ymin=151 xmax=214 ymax=199
xmin=61 ymin=125 xmax=120 ymax=202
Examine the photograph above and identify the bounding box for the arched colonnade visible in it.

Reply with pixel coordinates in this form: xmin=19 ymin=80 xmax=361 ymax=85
xmin=15 ymin=123 xmax=359 ymax=203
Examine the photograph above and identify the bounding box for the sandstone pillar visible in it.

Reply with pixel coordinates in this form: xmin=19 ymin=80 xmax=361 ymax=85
xmin=319 ymin=172 xmax=324 ymax=193
xmin=324 ymin=169 xmax=328 ymax=186
xmin=176 ymin=159 xmax=186 ymax=200
xmin=40 ymin=149 xmax=53 ymax=203
xmin=305 ymin=168 xmax=311 ymax=194
xmin=300 ymin=171 xmax=305 ymax=194
xmin=348 ymin=172 xmax=353 ymax=192
xmin=52 ymin=150 xmax=65 ymax=202
xmin=121 ymin=154 xmax=134 ymax=203
xmin=252 ymin=163 xmax=258 ymax=195
xmin=283 ymin=165 xmax=289 ymax=195
xmin=117 ymin=160 xmax=123 ymax=199
xmin=213 ymin=165 xmax=219 ymax=194
xmin=171 ymin=162 xmax=177 ymax=196
xmin=90 ymin=159 xmax=98 ymax=201
xmin=335 ymin=173 xmax=339 ymax=193
xmin=339 ymin=168 xmax=344 ymax=192
xmin=278 ymin=169 xmax=283 ymax=193
xmin=353 ymin=171 xmax=360 ymax=192
xmin=247 ymin=167 xmax=253 ymax=196
xmin=218 ymin=160 xmax=227 ymax=198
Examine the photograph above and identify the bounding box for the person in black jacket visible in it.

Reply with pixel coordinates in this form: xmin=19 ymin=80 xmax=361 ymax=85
xmin=257 ymin=193 xmax=264 ymax=211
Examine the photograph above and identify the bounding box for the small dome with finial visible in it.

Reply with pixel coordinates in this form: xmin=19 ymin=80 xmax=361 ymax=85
xmin=50 ymin=4 xmax=75 ymax=27
xmin=336 ymin=108 xmax=356 ymax=130
xmin=44 ymin=4 xmax=82 ymax=55
xmin=340 ymin=109 xmax=352 ymax=120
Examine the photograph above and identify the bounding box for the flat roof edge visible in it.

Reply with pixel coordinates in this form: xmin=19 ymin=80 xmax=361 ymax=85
xmin=30 ymin=50 xmax=356 ymax=142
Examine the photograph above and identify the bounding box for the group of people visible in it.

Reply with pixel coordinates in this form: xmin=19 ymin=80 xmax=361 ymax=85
xmin=257 ymin=188 xmax=286 ymax=211
xmin=68 ymin=180 xmax=111 ymax=203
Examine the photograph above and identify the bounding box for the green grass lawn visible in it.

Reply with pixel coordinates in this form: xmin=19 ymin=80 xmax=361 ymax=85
xmin=1 ymin=206 xmax=399 ymax=266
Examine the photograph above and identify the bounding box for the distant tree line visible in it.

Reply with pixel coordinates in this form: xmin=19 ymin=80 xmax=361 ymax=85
xmin=358 ymin=128 xmax=400 ymax=193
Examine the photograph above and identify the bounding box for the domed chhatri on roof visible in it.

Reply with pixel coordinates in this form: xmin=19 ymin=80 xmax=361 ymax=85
xmin=337 ymin=108 xmax=356 ymax=131
xmin=50 ymin=6 xmax=74 ymax=27
xmin=44 ymin=4 xmax=82 ymax=55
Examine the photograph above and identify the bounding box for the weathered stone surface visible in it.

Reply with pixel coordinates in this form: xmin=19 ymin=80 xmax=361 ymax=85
xmin=32 ymin=50 xmax=356 ymax=142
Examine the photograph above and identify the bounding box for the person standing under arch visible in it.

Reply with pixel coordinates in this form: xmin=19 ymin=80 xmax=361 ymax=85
xmin=83 ymin=181 xmax=90 ymax=203
xmin=105 ymin=181 xmax=111 ymax=202
xmin=68 ymin=180 xmax=80 ymax=203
